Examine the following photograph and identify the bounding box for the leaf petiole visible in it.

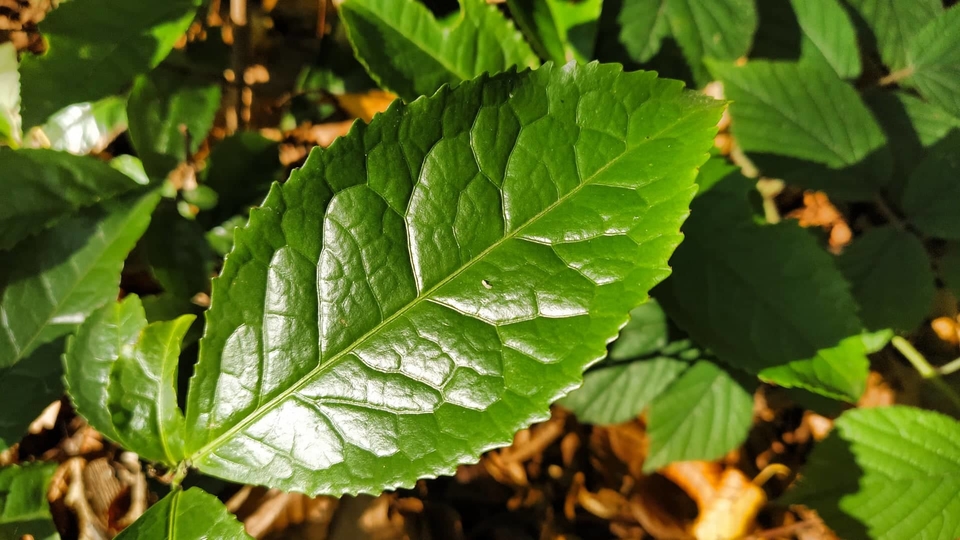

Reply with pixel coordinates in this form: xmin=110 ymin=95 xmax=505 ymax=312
xmin=891 ymin=336 xmax=960 ymax=412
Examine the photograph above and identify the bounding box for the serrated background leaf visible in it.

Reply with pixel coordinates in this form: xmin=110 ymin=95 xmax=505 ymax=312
xmin=114 ymin=488 xmax=251 ymax=540
xmin=666 ymin=0 xmax=758 ymax=84
xmin=39 ymin=96 xmax=128 ymax=156
xmin=844 ymin=0 xmax=942 ymax=70
xmin=838 ymin=225 xmax=934 ymax=332
xmin=786 ymin=406 xmax=960 ymax=540
xmin=905 ymin=6 xmax=960 ymax=118
xmin=0 ymin=149 xmax=144 ymax=251
xmin=644 ymin=360 xmax=754 ymax=471
xmin=506 ymin=0 xmax=603 ymax=64
xmin=64 ymin=295 xmax=192 ymax=465
xmin=18 ymin=0 xmax=202 ymax=128
xmin=339 ymin=0 xmax=539 ymax=101
xmin=789 ymin=0 xmax=861 ymax=78
xmin=184 ymin=64 xmax=722 ymax=495
xmin=0 ymin=463 xmax=59 ymax=540
xmin=902 ymin=131 xmax=960 ymax=239
xmin=613 ymin=0 xmax=670 ymax=64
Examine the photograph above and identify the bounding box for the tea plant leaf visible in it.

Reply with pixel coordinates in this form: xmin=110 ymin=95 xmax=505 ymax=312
xmin=644 ymin=360 xmax=754 ymax=471
xmin=560 ymin=356 xmax=687 ymax=425
xmin=654 ymin=163 xmax=870 ymax=401
xmin=0 ymin=341 xmax=63 ymax=450
xmin=184 ymin=64 xmax=723 ymax=495
xmin=902 ymin=131 xmax=960 ymax=239
xmin=789 ymin=0 xmax=861 ymax=78
xmin=0 ymin=42 xmax=20 ymax=147
xmin=844 ymin=0 xmax=942 ymax=70
xmin=128 ymin=67 xmax=222 ymax=179
xmin=708 ymin=59 xmax=890 ymax=200
xmin=0 ymin=148 xmax=145 ymax=251
xmin=18 ymin=0 xmax=203 ymax=128
xmin=339 ymin=0 xmax=539 ymax=101
xmin=0 ymin=463 xmax=59 ymax=540
xmin=114 ymin=488 xmax=251 ymax=540
xmin=904 ymin=6 xmax=960 ymax=118
xmin=612 ymin=0 xmax=670 ymax=63
xmin=666 ymin=0 xmax=758 ymax=84
xmin=786 ymin=406 xmax=960 ymax=540
xmin=838 ymin=226 xmax=935 ymax=332
xmin=64 ymin=295 xmax=192 ymax=465
xmin=40 ymin=96 xmax=128 ymax=156
xmin=609 ymin=300 xmax=669 ymax=361
xmin=506 ymin=0 xmax=603 ymax=63
xmin=0 ymin=190 xmax=161 ymax=369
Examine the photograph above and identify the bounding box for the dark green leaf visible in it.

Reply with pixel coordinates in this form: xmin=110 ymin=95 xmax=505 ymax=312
xmin=644 ymin=360 xmax=754 ymax=471
xmin=0 ymin=463 xmax=59 ymax=540
xmin=205 ymin=215 xmax=248 ymax=257
xmin=904 ymin=6 xmax=960 ymax=118
xmin=339 ymin=0 xmax=539 ymax=101
xmin=667 ymin=0 xmax=758 ymax=84
xmin=184 ymin=64 xmax=723 ymax=495
xmin=115 ymin=488 xmax=251 ymax=540
xmin=0 ymin=189 xmax=161 ymax=369
xmin=902 ymin=131 xmax=960 ymax=239
xmin=0 ymin=42 xmax=20 ymax=147
xmin=560 ymin=356 xmax=687 ymax=424
xmin=0 ymin=148 xmax=145 ymax=251
xmin=612 ymin=0 xmax=670 ymax=64
xmin=64 ymin=295 xmax=192 ymax=465
xmin=142 ymin=203 xmax=215 ymax=300
xmin=709 ymin=59 xmax=890 ymax=200
xmin=40 ymin=96 xmax=128 ymax=156
xmin=128 ymin=68 xmax=222 ymax=179
xmin=786 ymin=406 xmax=960 ymax=540
xmin=655 ymin=163 xmax=870 ymax=401
xmin=18 ymin=0 xmax=202 ymax=127
xmin=939 ymin=243 xmax=960 ymax=299
xmin=200 ymin=132 xmax=281 ymax=227
xmin=506 ymin=0 xmax=603 ymax=64
xmin=609 ymin=300 xmax=669 ymax=361
xmin=844 ymin=0 xmax=942 ymax=70
xmin=838 ymin=225 xmax=934 ymax=332
xmin=789 ymin=0 xmax=861 ymax=78
xmin=0 ymin=339 xmax=63 ymax=451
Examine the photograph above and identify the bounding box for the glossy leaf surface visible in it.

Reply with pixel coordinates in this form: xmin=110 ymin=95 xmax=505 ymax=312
xmin=64 ymin=295 xmax=192 ymax=465
xmin=114 ymin=488 xmax=251 ymax=540
xmin=0 ymin=148 xmax=144 ymax=251
xmin=185 ymin=64 xmax=723 ymax=494
xmin=39 ymin=96 xmax=128 ymax=156
xmin=506 ymin=0 xmax=603 ymax=63
xmin=654 ymin=162 xmax=869 ymax=401
xmin=339 ymin=0 xmax=539 ymax=101
xmin=0 ymin=463 xmax=59 ymax=540
xmin=18 ymin=0 xmax=202 ymax=127
xmin=905 ymin=6 xmax=960 ymax=118
xmin=787 ymin=406 xmax=960 ymax=540
xmin=844 ymin=0 xmax=942 ymax=70
xmin=838 ymin=225 xmax=934 ymax=332
xmin=0 ymin=190 xmax=160 ymax=369
xmin=644 ymin=360 xmax=753 ymax=471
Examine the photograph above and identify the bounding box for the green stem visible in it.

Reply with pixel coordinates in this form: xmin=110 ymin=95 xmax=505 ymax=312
xmin=939 ymin=356 xmax=960 ymax=377
xmin=891 ymin=336 xmax=960 ymax=412
xmin=170 ymin=461 xmax=189 ymax=490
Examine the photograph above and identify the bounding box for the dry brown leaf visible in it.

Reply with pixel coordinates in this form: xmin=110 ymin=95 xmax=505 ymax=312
xmin=335 ymin=90 xmax=397 ymax=122
xmin=692 ymin=469 xmax=766 ymax=540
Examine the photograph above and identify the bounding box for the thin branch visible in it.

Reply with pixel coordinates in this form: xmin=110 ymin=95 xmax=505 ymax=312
xmin=879 ymin=67 xmax=915 ymax=87
xmin=891 ymin=336 xmax=960 ymax=412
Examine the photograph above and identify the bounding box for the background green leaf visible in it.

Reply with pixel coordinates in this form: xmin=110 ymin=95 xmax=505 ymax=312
xmin=904 ymin=6 xmax=960 ymax=118
xmin=506 ymin=0 xmax=603 ymax=64
xmin=666 ymin=0 xmax=758 ymax=84
xmin=844 ymin=0 xmax=942 ymax=70
xmin=786 ymin=406 xmax=960 ymax=540
xmin=199 ymin=132 xmax=282 ymax=227
xmin=609 ymin=300 xmax=669 ymax=361
xmin=18 ymin=0 xmax=202 ymax=127
xmin=339 ymin=0 xmax=539 ymax=101
xmin=789 ymin=0 xmax=861 ymax=78
xmin=0 ymin=463 xmax=59 ymax=540
xmin=902 ymin=131 xmax=960 ymax=239
xmin=644 ymin=360 xmax=754 ymax=471
xmin=838 ymin=225 xmax=934 ymax=332
xmin=0 ymin=149 xmax=145 ymax=251
xmin=0 ymin=341 xmax=63 ymax=451
xmin=64 ymin=295 xmax=192 ymax=465
xmin=0 ymin=42 xmax=20 ymax=147
xmin=609 ymin=0 xmax=670 ymax=64
xmin=39 ymin=96 xmax=128 ymax=156
xmin=114 ymin=488 xmax=251 ymax=540
xmin=184 ymin=64 xmax=722 ymax=495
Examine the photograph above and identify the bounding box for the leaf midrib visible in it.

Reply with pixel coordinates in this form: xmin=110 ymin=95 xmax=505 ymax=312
xmin=189 ymin=103 xmax=704 ymax=463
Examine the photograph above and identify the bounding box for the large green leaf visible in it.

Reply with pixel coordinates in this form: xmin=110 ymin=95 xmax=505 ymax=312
xmin=18 ymin=0 xmax=202 ymax=128
xmin=0 ymin=189 xmax=161 ymax=369
xmin=654 ymin=161 xmax=870 ymax=401
xmin=560 ymin=356 xmax=687 ymax=425
xmin=0 ymin=148 xmax=145 ymax=251
xmin=115 ymin=488 xmax=251 ymax=540
xmin=786 ymin=406 xmax=960 ymax=540
xmin=506 ymin=0 xmax=603 ymax=64
xmin=904 ymin=6 xmax=960 ymax=118
xmin=183 ymin=64 xmax=723 ymax=494
xmin=902 ymin=131 xmax=960 ymax=239
xmin=0 ymin=42 xmax=20 ymax=147
xmin=64 ymin=295 xmax=192 ymax=465
xmin=39 ymin=96 xmax=129 ymax=156
xmin=666 ymin=0 xmax=758 ymax=84
xmin=789 ymin=0 xmax=861 ymax=78
xmin=128 ymin=67 xmax=222 ymax=179
xmin=844 ymin=0 xmax=942 ymax=70
xmin=0 ymin=463 xmax=59 ymax=540
xmin=644 ymin=360 xmax=754 ymax=471
xmin=0 ymin=340 xmax=64 ymax=450
xmin=339 ymin=0 xmax=539 ymax=101
xmin=838 ymin=225 xmax=934 ymax=332
xmin=708 ymin=59 xmax=889 ymax=200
